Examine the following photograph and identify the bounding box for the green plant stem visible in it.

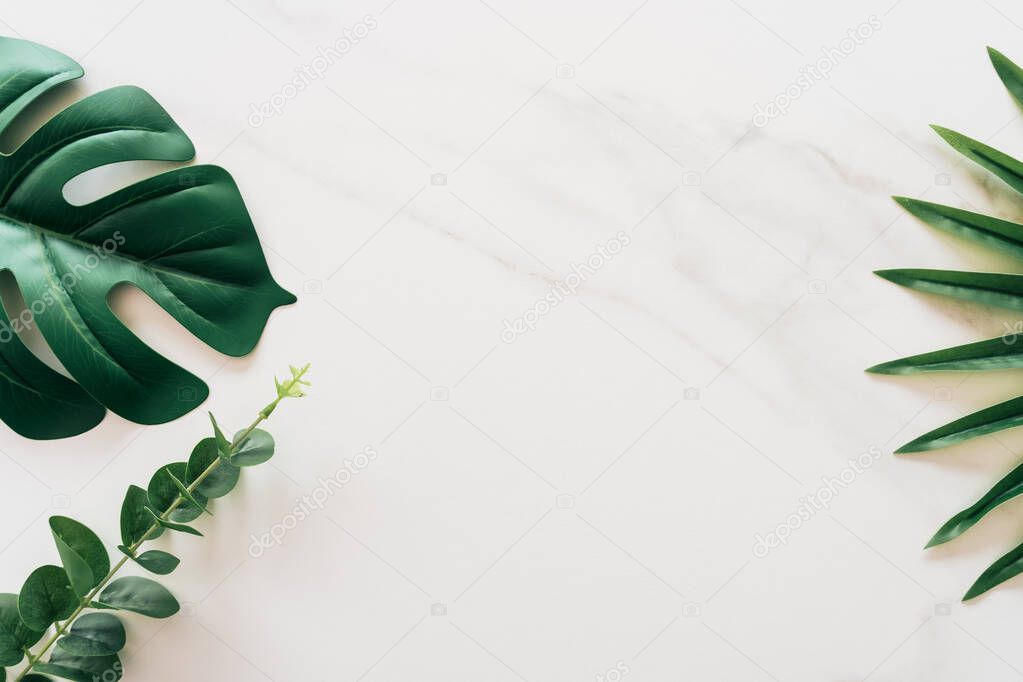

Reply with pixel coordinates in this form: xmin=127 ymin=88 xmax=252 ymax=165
xmin=13 ymin=366 xmax=308 ymax=682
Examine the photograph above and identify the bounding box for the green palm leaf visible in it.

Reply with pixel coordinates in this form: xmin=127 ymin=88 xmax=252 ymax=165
xmin=989 ymin=46 xmax=1023 ymax=109
xmin=930 ymin=125 xmax=1023 ymax=195
xmin=0 ymin=37 xmax=293 ymax=440
xmin=875 ymin=269 xmax=1023 ymax=311
xmin=965 ymin=540 xmax=1023 ymax=601
xmin=892 ymin=197 xmax=1023 ymax=259
xmin=893 ymin=396 xmax=1023 ymax=453
xmin=873 ymin=45 xmax=1023 ymax=598
xmin=927 ymin=459 xmax=1023 ymax=547
xmin=867 ymin=337 xmax=1023 ymax=374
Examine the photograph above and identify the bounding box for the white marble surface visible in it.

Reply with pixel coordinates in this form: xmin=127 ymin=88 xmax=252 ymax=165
xmin=5 ymin=0 xmax=1023 ymax=680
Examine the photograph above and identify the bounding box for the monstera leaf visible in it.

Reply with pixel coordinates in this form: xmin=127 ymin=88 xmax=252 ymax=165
xmin=0 ymin=37 xmax=294 ymax=440
xmin=871 ymin=47 xmax=1023 ymax=600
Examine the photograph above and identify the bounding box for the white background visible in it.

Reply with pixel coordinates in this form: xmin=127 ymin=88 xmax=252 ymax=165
xmin=3 ymin=1 xmax=1023 ymax=680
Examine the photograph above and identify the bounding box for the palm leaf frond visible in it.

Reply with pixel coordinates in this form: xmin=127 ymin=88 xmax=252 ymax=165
xmin=867 ymin=337 xmax=1023 ymax=374
xmin=873 ymin=46 xmax=1023 ymax=599
xmin=927 ymin=460 xmax=1023 ymax=547
xmin=875 ymin=269 xmax=1023 ymax=311
xmin=893 ymin=395 xmax=1023 ymax=453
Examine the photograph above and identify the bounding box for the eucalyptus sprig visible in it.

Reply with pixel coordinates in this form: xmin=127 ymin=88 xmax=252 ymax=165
xmin=1 ymin=364 xmax=311 ymax=682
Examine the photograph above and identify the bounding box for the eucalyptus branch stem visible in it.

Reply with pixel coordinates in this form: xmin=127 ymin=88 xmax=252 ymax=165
xmin=13 ymin=365 xmax=309 ymax=682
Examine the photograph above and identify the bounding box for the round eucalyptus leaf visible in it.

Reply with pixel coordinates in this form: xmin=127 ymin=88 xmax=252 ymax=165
xmin=148 ymin=463 xmax=207 ymax=523
xmin=96 ymin=577 xmax=178 ymax=619
xmin=186 ymin=438 xmax=240 ymax=498
xmin=230 ymin=429 xmax=274 ymax=467
xmin=18 ymin=566 xmax=76 ymax=631
xmin=128 ymin=550 xmax=179 ymax=576
xmin=120 ymin=485 xmax=162 ymax=548
xmin=0 ymin=592 xmax=42 ymax=666
xmin=49 ymin=517 xmax=109 ymax=597
xmin=56 ymin=613 xmax=125 ymax=657
xmin=36 ymin=649 xmax=122 ymax=682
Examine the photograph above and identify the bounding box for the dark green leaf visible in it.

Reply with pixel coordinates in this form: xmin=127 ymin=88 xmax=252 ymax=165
xmin=230 ymin=429 xmax=274 ymax=467
xmin=0 ymin=37 xmax=82 ymax=130
xmin=144 ymin=508 xmax=203 ymax=537
xmin=927 ymin=460 xmax=1023 ymax=547
xmin=893 ymin=196 xmax=1023 ymax=260
xmin=119 ymin=485 xmax=161 ymax=548
xmin=96 ymin=577 xmax=178 ymax=619
xmin=56 ymin=613 xmax=125 ymax=656
xmin=895 ymin=395 xmax=1023 ymax=452
xmin=167 ymin=469 xmax=210 ymax=516
xmin=0 ymin=593 xmax=43 ymax=666
xmin=186 ymin=438 xmax=240 ymax=498
xmin=49 ymin=517 xmax=109 ymax=597
xmin=36 ymin=649 xmax=121 ymax=682
xmin=868 ymin=337 xmax=1023 ymax=374
xmin=875 ymin=268 xmax=1023 ymax=311
xmin=118 ymin=547 xmax=179 ymax=575
xmin=0 ymin=302 xmax=106 ymax=441
xmin=210 ymin=413 xmax=231 ymax=457
xmin=931 ymin=125 xmax=1023 ymax=196
xmin=148 ymin=463 xmax=207 ymax=523
xmin=989 ymin=47 xmax=1023 ymax=110
xmin=18 ymin=566 xmax=76 ymax=631
xmin=0 ymin=39 xmax=104 ymax=442
xmin=965 ymin=540 xmax=1023 ymax=601
xmin=0 ymin=37 xmax=294 ymax=440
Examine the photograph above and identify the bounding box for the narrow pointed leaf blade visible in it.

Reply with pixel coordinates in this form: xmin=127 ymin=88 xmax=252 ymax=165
xmin=229 ymin=429 xmax=274 ymax=467
xmin=965 ymin=541 xmax=1023 ymax=600
xmin=868 ymin=336 xmax=1023 ymax=374
xmin=144 ymin=508 xmax=202 ymax=537
xmin=989 ymin=47 xmax=1023 ymax=110
xmin=185 ymin=438 xmax=240 ymax=499
xmin=893 ymin=196 xmax=1023 ymax=260
xmin=49 ymin=517 xmax=109 ymax=597
xmin=18 ymin=566 xmax=76 ymax=631
xmin=927 ymin=460 xmax=1023 ymax=547
xmin=96 ymin=577 xmax=178 ymax=619
xmin=209 ymin=414 xmax=231 ymax=456
xmin=896 ymin=395 xmax=1023 ymax=452
xmin=55 ymin=613 xmax=125 ymax=656
xmin=166 ymin=470 xmax=210 ymax=516
xmin=875 ymin=269 xmax=1023 ymax=311
xmin=931 ymin=125 xmax=1023 ymax=196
